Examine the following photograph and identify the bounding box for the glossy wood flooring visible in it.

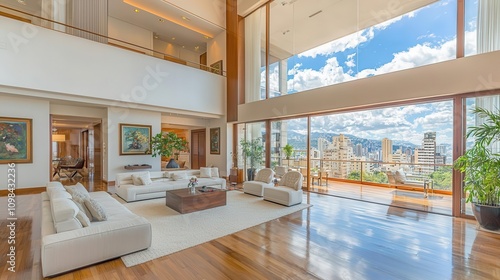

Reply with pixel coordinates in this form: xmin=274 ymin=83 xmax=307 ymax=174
xmin=2 ymin=182 xmax=500 ymax=280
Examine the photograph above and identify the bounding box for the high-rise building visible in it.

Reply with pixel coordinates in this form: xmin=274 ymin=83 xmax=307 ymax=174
xmin=381 ymin=138 xmax=393 ymax=163
xmin=436 ymin=144 xmax=446 ymax=156
xmin=415 ymin=132 xmax=437 ymax=174
xmin=323 ymin=134 xmax=354 ymax=178
xmin=355 ymin=143 xmax=363 ymax=157
xmin=317 ymin=137 xmax=330 ymax=158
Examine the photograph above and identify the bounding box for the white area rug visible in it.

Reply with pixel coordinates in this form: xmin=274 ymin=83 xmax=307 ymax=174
xmin=119 ymin=191 xmax=311 ymax=267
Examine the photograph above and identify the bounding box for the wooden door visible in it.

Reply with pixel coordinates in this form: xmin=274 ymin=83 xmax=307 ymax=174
xmin=191 ymin=129 xmax=206 ymax=169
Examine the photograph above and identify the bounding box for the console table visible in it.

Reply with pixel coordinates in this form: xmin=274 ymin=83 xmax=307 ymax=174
xmin=124 ymin=164 xmax=152 ymax=170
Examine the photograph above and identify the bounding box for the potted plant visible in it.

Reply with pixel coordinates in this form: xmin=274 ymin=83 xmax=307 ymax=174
xmin=454 ymin=107 xmax=500 ymax=231
xmin=151 ymin=132 xmax=189 ymax=168
xmin=283 ymin=144 xmax=294 ymax=159
xmin=240 ymin=137 xmax=264 ymax=181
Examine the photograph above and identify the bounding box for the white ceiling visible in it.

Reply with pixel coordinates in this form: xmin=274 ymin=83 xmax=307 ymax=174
xmin=268 ymin=0 xmax=438 ymax=59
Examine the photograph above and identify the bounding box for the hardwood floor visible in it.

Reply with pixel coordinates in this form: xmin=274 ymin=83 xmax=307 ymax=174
xmin=1 ymin=186 xmax=499 ymax=279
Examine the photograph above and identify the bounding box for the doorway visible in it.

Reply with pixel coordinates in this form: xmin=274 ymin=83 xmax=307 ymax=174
xmin=191 ymin=129 xmax=206 ymax=169
xmin=51 ymin=115 xmax=102 ymax=183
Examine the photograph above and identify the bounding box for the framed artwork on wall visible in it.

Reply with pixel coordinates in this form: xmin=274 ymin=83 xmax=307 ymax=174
xmin=119 ymin=123 xmax=152 ymax=155
xmin=0 ymin=117 xmax=33 ymax=164
xmin=210 ymin=127 xmax=220 ymax=155
xmin=210 ymin=60 xmax=223 ymax=75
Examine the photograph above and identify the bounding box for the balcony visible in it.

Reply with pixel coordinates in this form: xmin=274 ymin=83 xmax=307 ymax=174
xmin=276 ymin=158 xmax=453 ymax=215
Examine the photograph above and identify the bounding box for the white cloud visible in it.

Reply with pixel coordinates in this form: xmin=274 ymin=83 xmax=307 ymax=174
xmin=297 ymin=12 xmax=416 ymax=58
xmin=308 ymin=102 xmax=454 ymax=145
xmin=288 ymin=33 xmax=460 ymax=93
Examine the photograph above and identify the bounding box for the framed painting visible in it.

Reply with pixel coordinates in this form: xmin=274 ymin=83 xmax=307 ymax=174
xmin=0 ymin=117 xmax=32 ymax=164
xmin=120 ymin=123 xmax=152 ymax=155
xmin=210 ymin=60 xmax=223 ymax=75
xmin=210 ymin=127 xmax=220 ymax=155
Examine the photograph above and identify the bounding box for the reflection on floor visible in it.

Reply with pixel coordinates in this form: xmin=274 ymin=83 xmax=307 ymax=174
xmin=307 ymin=180 xmax=453 ymax=215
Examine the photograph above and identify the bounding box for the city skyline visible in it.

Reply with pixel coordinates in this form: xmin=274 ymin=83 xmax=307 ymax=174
xmin=283 ymin=100 xmax=454 ymax=147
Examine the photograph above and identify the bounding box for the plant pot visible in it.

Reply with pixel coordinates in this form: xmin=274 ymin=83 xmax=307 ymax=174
xmin=166 ymin=158 xmax=179 ymax=168
xmin=472 ymin=203 xmax=500 ymax=231
xmin=247 ymin=168 xmax=256 ymax=181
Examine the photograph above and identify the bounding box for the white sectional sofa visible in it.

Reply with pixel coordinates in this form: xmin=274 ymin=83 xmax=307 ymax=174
xmin=115 ymin=169 xmax=227 ymax=202
xmin=41 ymin=182 xmax=152 ymax=277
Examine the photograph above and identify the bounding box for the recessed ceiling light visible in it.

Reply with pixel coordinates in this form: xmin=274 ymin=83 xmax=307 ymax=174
xmin=181 ymin=16 xmax=190 ymax=21
xmin=204 ymin=35 xmax=209 ymax=39
xmin=17 ymin=0 xmax=26 ymax=5
xmin=171 ymin=37 xmax=176 ymax=40
xmin=134 ymin=9 xmax=140 ymax=13
xmin=182 ymin=46 xmax=185 ymax=48
xmin=194 ymin=46 xmax=199 ymax=50
xmin=154 ymin=35 xmax=159 ymax=39
xmin=158 ymin=18 xmax=164 ymax=22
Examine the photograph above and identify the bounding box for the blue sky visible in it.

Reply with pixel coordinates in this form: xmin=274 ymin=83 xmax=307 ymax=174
xmin=266 ymin=0 xmax=480 ymax=147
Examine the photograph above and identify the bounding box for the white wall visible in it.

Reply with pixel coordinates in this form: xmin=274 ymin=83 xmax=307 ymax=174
xmin=153 ymin=38 xmax=202 ymax=67
xmin=108 ymin=16 xmax=153 ymax=55
xmin=106 ymin=108 xmax=161 ymax=182
xmin=0 ymin=94 xmax=50 ymax=189
xmin=207 ymin=30 xmax=227 ymax=73
xmin=239 ymin=51 xmax=500 ymax=122
xmin=0 ymin=17 xmax=225 ymax=118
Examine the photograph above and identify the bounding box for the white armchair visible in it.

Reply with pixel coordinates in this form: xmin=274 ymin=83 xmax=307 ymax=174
xmin=243 ymin=168 xmax=275 ymax=197
xmin=274 ymin=166 xmax=287 ymax=182
xmin=264 ymin=171 xmax=303 ymax=206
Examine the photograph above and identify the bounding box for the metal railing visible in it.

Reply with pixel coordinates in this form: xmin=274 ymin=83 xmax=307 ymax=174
xmin=0 ymin=5 xmax=226 ymax=76
xmin=274 ymin=157 xmax=453 ymax=192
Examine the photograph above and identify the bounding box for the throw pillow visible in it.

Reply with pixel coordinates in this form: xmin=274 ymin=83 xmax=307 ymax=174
xmin=200 ymin=167 xmax=212 ymax=178
xmin=84 ymin=198 xmax=107 ymax=221
xmin=64 ymin=183 xmax=90 ymax=198
xmin=131 ymin=172 xmax=149 ymax=185
xmin=394 ymin=169 xmax=407 ymax=184
xmin=71 ymin=194 xmax=93 ymax=221
xmin=211 ymin=167 xmax=220 ymax=178
xmin=76 ymin=210 xmax=91 ymax=227
xmin=138 ymin=173 xmax=153 ymax=185
xmin=172 ymin=172 xmax=188 ymax=181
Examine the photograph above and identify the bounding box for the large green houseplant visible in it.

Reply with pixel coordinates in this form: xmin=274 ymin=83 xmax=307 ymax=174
xmin=454 ymin=107 xmax=500 ymax=231
xmin=151 ymin=132 xmax=189 ymax=168
xmin=283 ymin=144 xmax=294 ymax=160
xmin=240 ymin=137 xmax=264 ymax=181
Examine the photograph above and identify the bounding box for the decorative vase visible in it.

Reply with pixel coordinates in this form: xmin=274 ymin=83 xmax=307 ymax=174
xmin=166 ymin=158 xmax=179 ymax=168
xmin=189 ymin=186 xmax=196 ymax=194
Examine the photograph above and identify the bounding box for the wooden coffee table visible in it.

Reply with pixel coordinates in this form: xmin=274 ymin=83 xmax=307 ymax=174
xmin=165 ymin=187 xmax=227 ymax=214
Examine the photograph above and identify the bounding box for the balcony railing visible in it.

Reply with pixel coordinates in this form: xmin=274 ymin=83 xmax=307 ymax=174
xmin=0 ymin=5 xmax=225 ymax=76
xmin=275 ymin=157 xmax=453 ymax=193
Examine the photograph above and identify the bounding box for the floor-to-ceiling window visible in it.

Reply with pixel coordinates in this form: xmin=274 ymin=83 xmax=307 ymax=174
xmin=245 ymin=0 xmax=459 ymax=101
xmin=237 ymin=122 xmax=266 ymax=180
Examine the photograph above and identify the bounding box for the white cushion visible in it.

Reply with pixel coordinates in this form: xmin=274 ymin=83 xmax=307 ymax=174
xmin=51 ymin=198 xmax=80 ymax=223
xmin=46 ymin=181 xmax=64 ymax=189
xmin=138 ymin=173 xmax=153 ymax=185
xmin=50 ymin=198 xmax=83 ymax=233
xmin=48 ymin=189 xmax=72 ymax=200
xmin=131 ymin=171 xmax=150 ymax=185
xmin=255 ymin=169 xmax=274 ymax=184
xmin=172 ymin=172 xmax=188 ymax=181
xmin=76 ymin=210 xmax=91 ymax=227
xmin=211 ymin=167 xmax=220 ymax=178
xmin=200 ymin=167 xmax=212 ymax=178
xmin=84 ymin=198 xmax=107 ymax=221
xmin=64 ymin=183 xmax=90 ymax=198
